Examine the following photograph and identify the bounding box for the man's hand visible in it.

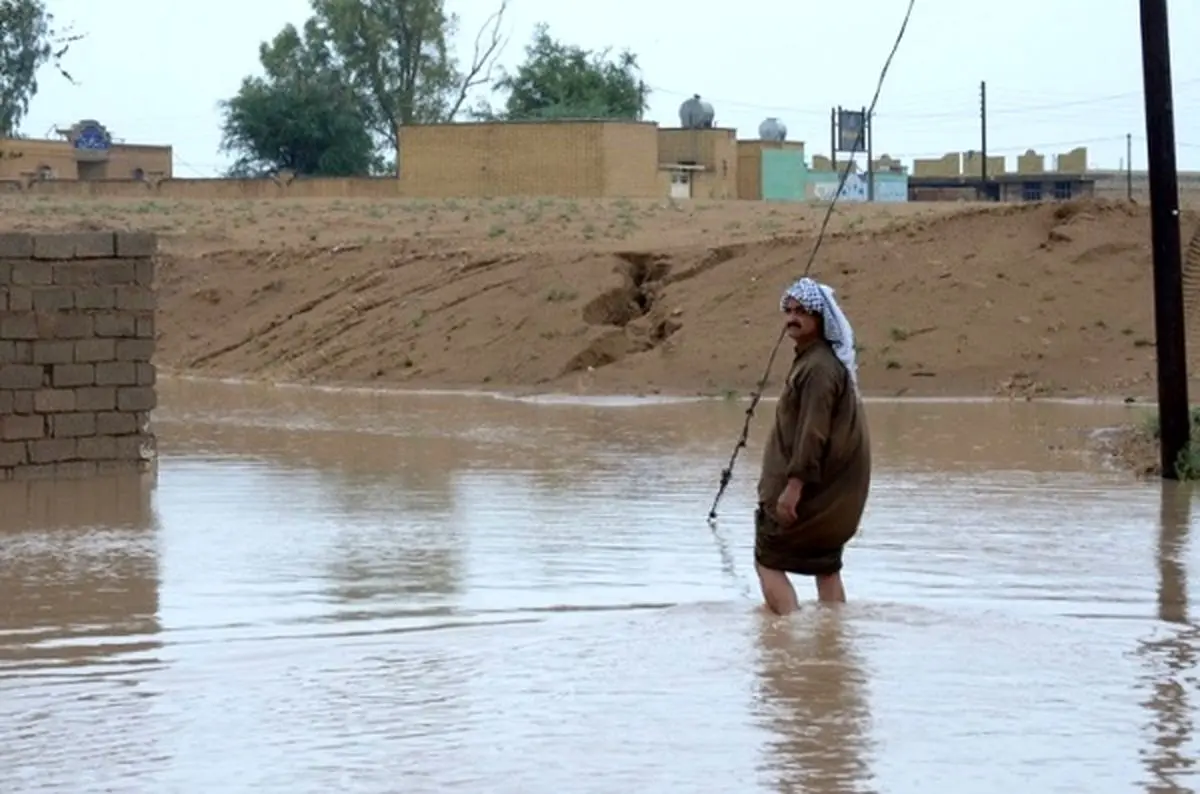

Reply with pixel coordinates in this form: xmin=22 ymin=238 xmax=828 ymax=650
xmin=775 ymin=479 xmax=803 ymax=526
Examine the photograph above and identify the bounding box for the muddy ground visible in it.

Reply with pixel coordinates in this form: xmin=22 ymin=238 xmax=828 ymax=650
xmin=4 ymin=194 xmax=1199 ymax=402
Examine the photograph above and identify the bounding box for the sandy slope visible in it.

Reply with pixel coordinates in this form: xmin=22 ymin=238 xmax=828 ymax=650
xmin=3 ymin=194 xmax=1197 ymax=399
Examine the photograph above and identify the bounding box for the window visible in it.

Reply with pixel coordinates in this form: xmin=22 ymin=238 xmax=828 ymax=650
xmin=132 ymin=168 xmax=145 ymax=181
xmin=1053 ymin=180 xmax=1072 ymax=200
xmin=1021 ymin=181 xmax=1043 ymax=202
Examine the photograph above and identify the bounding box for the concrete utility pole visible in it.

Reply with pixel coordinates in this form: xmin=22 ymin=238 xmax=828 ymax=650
xmin=1139 ymin=0 xmax=1190 ymax=478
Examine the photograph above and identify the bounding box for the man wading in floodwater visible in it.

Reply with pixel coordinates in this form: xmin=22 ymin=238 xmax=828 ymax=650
xmin=754 ymin=277 xmax=871 ymax=614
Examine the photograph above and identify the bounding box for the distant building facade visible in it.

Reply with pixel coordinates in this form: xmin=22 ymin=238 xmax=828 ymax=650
xmin=392 ymin=118 xmax=900 ymax=203
xmin=905 ymin=146 xmax=1095 ymax=202
xmin=0 ymin=119 xmax=172 ymax=186
xmin=396 ymin=120 xmax=660 ymax=199
xmin=0 ymin=114 xmax=1170 ymax=206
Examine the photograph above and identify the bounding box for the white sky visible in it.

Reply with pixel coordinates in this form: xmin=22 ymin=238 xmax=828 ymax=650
xmin=18 ymin=0 xmax=1200 ymax=176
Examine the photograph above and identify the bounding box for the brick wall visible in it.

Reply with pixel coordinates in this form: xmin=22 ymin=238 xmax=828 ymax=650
xmin=0 ymin=231 xmax=157 ymax=480
xmin=397 ymin=120 xmax=662 ymax=199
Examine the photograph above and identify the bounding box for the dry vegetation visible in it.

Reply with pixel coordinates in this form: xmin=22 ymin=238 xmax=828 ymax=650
xmin=2 ymin=193 xmax=1197 ymax=402
xmin=0 ymin=194 xmax=958 ymax=254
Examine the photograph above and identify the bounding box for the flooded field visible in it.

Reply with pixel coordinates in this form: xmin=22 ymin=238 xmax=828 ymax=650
xmin=1 ymin=379 xmax=1197 ymax=793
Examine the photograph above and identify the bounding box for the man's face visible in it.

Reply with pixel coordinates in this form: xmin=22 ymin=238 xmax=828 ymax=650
xmin=782 ymin=297 xmax=820 ymax=341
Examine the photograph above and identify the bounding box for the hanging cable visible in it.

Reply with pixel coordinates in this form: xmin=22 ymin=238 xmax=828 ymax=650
xmin=705 ymin=0 xmax=918 ymax=528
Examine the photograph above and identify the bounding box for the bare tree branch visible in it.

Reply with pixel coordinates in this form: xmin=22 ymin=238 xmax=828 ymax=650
xmin=445 ymin=0 xmax=509 ymax=120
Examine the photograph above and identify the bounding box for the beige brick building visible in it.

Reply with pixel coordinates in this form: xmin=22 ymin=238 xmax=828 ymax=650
xmin=397 ymin=120 xmax=661 ymax=198
xmin=0 ymin=120 xmax=172 ymax=185
xmin=656 ymin=128 xmax=739 ymax=199
xmin=906 ymin=146 xmax=1097 ymax=202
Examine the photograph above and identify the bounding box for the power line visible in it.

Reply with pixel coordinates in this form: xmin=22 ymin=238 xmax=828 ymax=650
xmin=885 ymin=85 xmax=1193 ymax=120
xmin=647 ymin=77 xmax=1200 ymax=121
xmin=878 ymin=135 xmax=1128 ymax=160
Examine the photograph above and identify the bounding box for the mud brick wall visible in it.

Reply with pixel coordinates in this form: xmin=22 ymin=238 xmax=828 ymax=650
xmin=0 ymin=231 xmax=157 ymax=480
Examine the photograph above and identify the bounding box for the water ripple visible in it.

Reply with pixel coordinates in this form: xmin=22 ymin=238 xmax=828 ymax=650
xmin=0 ymin=381 xmax=1197 ymax=793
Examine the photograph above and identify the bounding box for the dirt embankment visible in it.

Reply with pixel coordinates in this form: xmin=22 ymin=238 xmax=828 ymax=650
xmin=3 ymin=194 xmax=1197 ymax=399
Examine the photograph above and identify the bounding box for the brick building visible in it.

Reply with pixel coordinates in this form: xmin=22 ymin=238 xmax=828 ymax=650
xmin=396 ymin=119 xmax=660 ymax=199
xmin=656 ymin=128 xmax=739 ymax=199
xmin=906 ymin=145 xmax=1095 ymax=202
xmin=0 ymin=119 xmax=172 ymax=185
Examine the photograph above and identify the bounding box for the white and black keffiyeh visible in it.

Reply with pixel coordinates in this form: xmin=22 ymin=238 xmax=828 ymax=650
xmin=780 ymin=277 xmax=858 ymax=390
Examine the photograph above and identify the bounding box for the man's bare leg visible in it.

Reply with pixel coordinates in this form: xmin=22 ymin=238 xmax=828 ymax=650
xmin=756 ymin=563 xmax=800 ymax=615
xmin=815 ymin=572 xmax=846 ymax=604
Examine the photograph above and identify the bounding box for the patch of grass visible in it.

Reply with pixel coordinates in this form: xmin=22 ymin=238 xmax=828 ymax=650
xmin=1138 ymin=406 xmax=1200 ymax=480
xmin=612 ymin=202 xmax=639 ymax=237
xmin=544 ymin=288 xmax=577 ymax=302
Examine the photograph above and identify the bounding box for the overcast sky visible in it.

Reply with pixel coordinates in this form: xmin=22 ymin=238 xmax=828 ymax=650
xmin=18 ymin=0 xmax=1200 ymax=176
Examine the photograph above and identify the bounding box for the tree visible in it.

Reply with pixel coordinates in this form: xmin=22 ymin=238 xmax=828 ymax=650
xmin=218 ymin=22 xmax=375 ymax=177
xmin=0 ymin=0 xmax=83 ymax=136
xmin=310 ymin=0 xmax=508 ymax=158
xmin=480 ymin=24 xmax=650 ymax=122
xmin=223 ymin=0 xmax=509 ymax=173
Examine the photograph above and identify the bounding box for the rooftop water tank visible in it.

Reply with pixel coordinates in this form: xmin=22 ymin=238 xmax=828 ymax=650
xmin=758 ymin=117 xmax=787 ymax=141
xmin=679 ymin=94 xmax=715 ymax=129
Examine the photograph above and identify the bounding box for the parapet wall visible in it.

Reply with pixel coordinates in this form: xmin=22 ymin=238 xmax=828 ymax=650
xmin=0 ymin=231 xmax=157 ymax=480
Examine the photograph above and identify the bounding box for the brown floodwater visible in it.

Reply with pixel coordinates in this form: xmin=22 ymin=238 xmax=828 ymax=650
xmin=1 ymin=378 xmax=1196 ymax=794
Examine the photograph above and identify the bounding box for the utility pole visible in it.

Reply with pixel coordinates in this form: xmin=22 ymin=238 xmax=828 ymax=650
xmin=865 ymin=105 xmax=875 ymax=201
xmin=980 ymin=80 xmax=988 ymax=200
xmin=1126 ymin=132 xmax=1134 ymax=201
xmin=830 ymin=107 xmax=837 ymax=169
xmin=1139 ymin=0 xmax=1190 ymax=479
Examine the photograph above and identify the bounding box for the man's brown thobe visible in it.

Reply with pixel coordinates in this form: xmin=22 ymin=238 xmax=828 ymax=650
xmin=755 ymin=338 xmax=871 ymax=576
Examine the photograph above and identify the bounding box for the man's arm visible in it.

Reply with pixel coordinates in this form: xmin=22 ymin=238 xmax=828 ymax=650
xmin=785 ymin=366 xmax=839 ymax=486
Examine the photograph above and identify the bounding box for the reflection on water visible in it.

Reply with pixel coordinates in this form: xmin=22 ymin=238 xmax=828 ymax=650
xmin=0 ymin=474 xmax=162 ymax=794
xmin=0 ymin=378 xmax=1197 ymax=793
xmin=755 ymin=611 xmax=872 ymax=794
xmin=0 ymin=474 xmax=160 ymax=667
xmin=1138 ymin=483 xmax=1197 ymax=793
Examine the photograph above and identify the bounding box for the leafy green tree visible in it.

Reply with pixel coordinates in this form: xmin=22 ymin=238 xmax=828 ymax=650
xmin=223 ymin=0 xmax=508 ymax=173
xmin=310 ymin=0 xmax=508 ymax=157
xmin=0 ymin=0 xmax=83 ymax=136
xmin=479 ymin=24 xmax=650 ymax=121
xmin=218 ymin=22 xmax=375 ymax=177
